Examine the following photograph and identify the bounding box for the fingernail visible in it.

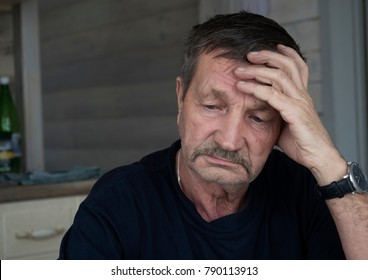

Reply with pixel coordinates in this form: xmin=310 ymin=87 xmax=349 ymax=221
xmin=236 ymin=67 xmax=246 ymax=72
xmin=248 ymin=51 xmax=259 ymax=55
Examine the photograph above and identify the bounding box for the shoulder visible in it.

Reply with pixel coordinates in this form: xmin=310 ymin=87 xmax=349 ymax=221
xmin=83 ymin=141 xmax=180 ymax=206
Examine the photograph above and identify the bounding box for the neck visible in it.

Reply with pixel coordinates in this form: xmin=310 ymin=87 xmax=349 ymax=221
xmin=176 ymin=149 xmax=249 ymax=222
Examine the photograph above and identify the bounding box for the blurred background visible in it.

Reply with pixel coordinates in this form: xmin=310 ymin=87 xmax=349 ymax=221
xmin=0 ymin=0 xmax=367 ymax=259
xmin=1 ymin=0 xmax=367 ymax=174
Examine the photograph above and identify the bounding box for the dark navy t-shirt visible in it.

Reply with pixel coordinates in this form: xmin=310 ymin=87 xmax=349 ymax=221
xmin=59 ymin=140 xmax=345 ymax=259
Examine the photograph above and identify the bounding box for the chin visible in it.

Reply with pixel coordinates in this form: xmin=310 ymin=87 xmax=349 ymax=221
xmin=192 ymin=165 xmax=250 ymax=189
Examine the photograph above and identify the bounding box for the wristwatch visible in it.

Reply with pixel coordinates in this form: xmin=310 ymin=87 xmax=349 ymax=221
xmin=316 ymin=162 xmax=368 ymax=200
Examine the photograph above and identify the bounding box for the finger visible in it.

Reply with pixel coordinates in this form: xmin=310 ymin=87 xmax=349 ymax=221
xmin=234 ymin=65 xmax=282 ymax=92
xmin=277 ymin=44 xmax=308 ymax=88
xmin=236 ymin=80 xmax=312 ymax=125
xmin=234 ymin=65 xmax=308 ymax=101
xmin=246 ymin=49 xmax=307 ymax=91
xmin=236 ymin=80 xmax=291 ymax=116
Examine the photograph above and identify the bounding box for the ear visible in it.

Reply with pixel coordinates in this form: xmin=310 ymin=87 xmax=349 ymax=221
xmin=176 ymin=77 xmax=184 ymax=125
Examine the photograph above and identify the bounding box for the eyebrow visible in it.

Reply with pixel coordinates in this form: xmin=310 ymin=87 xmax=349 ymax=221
xmin=252 ymin=104 xmax=273 ymax=111
xmin=198 ymin=89 xmax=227 ymax=102
xmin=210 ymin=89 xmax=273 ymax=111
xmin=209 ymin=89 xmax=227 ymax=100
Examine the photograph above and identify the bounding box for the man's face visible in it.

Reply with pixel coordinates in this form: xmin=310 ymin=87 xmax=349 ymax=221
xmin=176 ymin=51 xmax=282 ymax=190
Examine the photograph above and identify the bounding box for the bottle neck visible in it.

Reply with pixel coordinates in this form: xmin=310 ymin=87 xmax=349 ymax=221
xmin=0 ymin=84 xmax=11 ymax=97
xmin=0 ymin=84 xmax=14 ymax=106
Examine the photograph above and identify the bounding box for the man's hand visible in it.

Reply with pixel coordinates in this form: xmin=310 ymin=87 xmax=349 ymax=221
xmin=234 ymin=44 xmax=346 ymax=185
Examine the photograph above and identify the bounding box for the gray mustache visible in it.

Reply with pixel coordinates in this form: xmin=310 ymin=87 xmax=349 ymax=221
xmin=191 ymin=144 xmax=251 ymax=173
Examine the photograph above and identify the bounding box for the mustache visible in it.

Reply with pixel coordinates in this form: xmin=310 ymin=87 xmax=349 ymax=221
xmin=190 ymin=143 xmax=252 ymax=173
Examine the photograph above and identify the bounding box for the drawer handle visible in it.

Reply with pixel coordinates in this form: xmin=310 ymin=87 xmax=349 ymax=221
xmin=15 ymin=227 xmax=64 ymax=240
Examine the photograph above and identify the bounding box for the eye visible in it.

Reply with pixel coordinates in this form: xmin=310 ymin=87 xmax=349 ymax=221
xmin=251 ymin=116 xmax=264 ymax=123
xmin=204 ymin=105 xmax=219 ymax=110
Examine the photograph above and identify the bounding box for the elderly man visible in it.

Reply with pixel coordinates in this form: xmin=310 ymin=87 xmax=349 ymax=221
xmin=59 ymin=11 xmax=368 ymax=260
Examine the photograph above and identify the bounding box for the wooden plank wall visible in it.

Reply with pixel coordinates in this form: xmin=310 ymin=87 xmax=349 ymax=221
xmin=39 ymin=0 xmax=198 ymax=173
xmin=0 ymin=8 xmax=14 ymax=78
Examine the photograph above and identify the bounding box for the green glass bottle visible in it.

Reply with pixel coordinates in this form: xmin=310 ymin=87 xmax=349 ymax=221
xmin=0 ymin=76 xmax=22 ymax=173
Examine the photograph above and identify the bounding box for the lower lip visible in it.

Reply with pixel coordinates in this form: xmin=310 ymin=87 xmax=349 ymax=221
xmin=203 ymin=155 xmax=240 ymax=167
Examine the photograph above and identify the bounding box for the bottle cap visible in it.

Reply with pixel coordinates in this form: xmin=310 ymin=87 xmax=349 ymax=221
xmin=0 ymin=76 xmax=10 ymax=85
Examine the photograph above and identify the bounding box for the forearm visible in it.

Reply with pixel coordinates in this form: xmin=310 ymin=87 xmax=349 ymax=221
xmin=315 ymin=157 xmax=368 ymax=259
xmin=326 ymin=193 xmax=368 ymax=259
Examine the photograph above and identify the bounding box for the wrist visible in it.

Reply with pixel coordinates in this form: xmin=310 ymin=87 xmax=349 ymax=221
xmin=310 ymin=152 xmax=347 ymax=186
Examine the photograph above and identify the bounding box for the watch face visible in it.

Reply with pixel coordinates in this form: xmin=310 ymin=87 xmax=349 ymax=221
xmin=350 ymin=162 xmax=368 ymax=192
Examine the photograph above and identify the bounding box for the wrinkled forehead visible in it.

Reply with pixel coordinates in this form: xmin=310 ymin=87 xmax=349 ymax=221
xmin=192 ymin=50 xmax=274 ymax=110
xmin=194 ymin=50 xmax=247 ymax=84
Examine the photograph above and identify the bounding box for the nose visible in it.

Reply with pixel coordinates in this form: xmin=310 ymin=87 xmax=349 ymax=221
xmin=214 ymin=112 xmax=246 ymax=152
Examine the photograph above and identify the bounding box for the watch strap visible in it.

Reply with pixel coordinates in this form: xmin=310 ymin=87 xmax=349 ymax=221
xmin=316 ymin=176 xmax=356 ymax=200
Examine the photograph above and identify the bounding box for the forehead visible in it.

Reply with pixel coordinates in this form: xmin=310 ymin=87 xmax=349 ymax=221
xmin=189 ymin=51 xmax=241 ymax=94
xmin=189 ymin=51 xmax=273 ymax=110
xmin=191 ymin=52 xmax=257 ymax=101
xmin=196 ymin=50 xmax=243 ymax=79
